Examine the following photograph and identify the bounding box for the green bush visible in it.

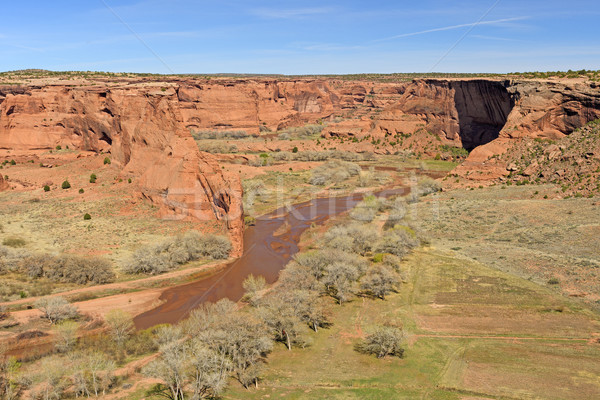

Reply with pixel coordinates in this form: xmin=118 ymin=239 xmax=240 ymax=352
xmin=61 ymin=180 xmax=71 ymax=189
xmin=103 ymin=157 xmax=111 ymax=165
xmin=292 ymin=146 xmax=299 ymax=153
xmin=79 ymin=188 xmax=84 ymax=194
xmin=90 ymin=173 xmax=97 ymax=183
xmin=83 ymin=213 xmax=91 ymax=220
xmin=43 ymin=185 xmax=50 ymax=192
xmin=55 ymin=145 xmax=62 ymax=150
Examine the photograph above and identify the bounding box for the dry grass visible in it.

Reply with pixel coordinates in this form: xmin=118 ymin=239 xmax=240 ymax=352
xmin=413 ymin=184 xmax=600 ymax=308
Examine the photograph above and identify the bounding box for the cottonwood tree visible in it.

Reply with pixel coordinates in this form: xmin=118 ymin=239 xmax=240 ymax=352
xmin=72 ymin=351 xmax=116 ymax=398
xmin=360 ymin=264 xmax=400 ymax=300
xmin=144 ymin=339 xmax=189 ymax=400
xmin=257 ymin=292 xmax=305 ymax=350
xmin=34 ymin=356 xmax=69 ymax=400
xmin=105 ymin=309 xmax=134 ymax=348
xmin=323 ymin=223 xmax=378 ymax=255
xmin=278 ymin=262 xmax=321 ymax=292
xmin=188 ymin=341 xmax=232 ymax=399
xmin=53 ymin=320 xmax=79 ymax=353
xmin=188 ymin=300 xmax=272 ymax=388
xmin=322 ymin=262 xmax=360 ymax=305
xmin=35 ymin=296 xmax=78 ymax=324
xmin=300 ymin=292 xmax=330 ymax=332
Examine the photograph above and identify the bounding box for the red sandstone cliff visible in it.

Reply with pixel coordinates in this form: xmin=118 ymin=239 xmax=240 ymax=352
xmin=0 ymin=83 xmax=244 ymax=255
xmin=1 ymin=76 xmax=599 ymax=212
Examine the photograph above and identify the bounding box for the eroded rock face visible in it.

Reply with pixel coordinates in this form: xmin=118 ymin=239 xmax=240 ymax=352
xmin=0 ymin=84 xmax=244 ymax=255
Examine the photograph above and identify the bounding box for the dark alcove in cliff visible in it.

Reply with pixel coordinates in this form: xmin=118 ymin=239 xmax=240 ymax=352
xmin=451 ymin=80 xmax=513 ymax=151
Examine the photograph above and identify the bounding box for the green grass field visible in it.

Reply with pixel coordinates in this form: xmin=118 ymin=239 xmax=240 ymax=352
xmin=221 ymin=245 xmax=600 ymax=399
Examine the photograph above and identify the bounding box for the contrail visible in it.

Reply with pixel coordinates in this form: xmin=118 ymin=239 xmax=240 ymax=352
xmin=428 ymin=0 xmax=513 ymax=71
xmin=374 ymin=16 xmax=527 ymax=42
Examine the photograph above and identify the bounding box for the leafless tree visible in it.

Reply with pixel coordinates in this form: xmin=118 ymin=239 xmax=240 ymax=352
xmin=72 ymin=351 xmax=116 ymax=398
xmin=53 ymin=320 xmax=79 ymax=353
xmin=188 ymin=341 xmax=231 ymax=399
xmin=105 ymin=309 xmax=134 ymax=348
xmin=144 ymin=340 xmax=189 ymax=400
xmin=35 ymin=296 xmax=78 ymax=324
xmin=322 ymin=262 xmax=360 ymax=305
xmin=360 ymin=264 xmax=400 ymax=300
xmin=257 ymin=292 xmax=305 ymax=350
xmin=33 ymin=356 xmax=69 ymax=400
xmin=187 ymin=301 xmax=272 ymax=389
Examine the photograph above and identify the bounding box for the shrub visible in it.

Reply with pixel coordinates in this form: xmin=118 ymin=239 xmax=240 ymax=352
xmin=35 ymin=296 xmax=79 ymax=324
xmin=360 ymin=264 xmax=400 ymax=299
xmin=196 ymin=142 xmax=238 ymax=154
xmin=9 ymin=160 xmax=16 ymax=165
xmin=103 ymin=157 xmax=111 ymax=165
xmin=2 ymin=236 xmax=26 ymax=248
xmin=19 ymin=254 xmax=115 ymax=284
xmin=123 ymin=231 xmax=231 ymax=275
xmin=294 ymin=248 xmax=367 ymax=282
xmin=0 ymin=305 xmax=9 ymax=321
xmin=416 ymin=178 xmax=441 ymax=196
xmin=323 ymin=223 xmax=378 ymax=255
xmin=55 ymin=145 xmax=61 ymax=150
xmin=310 ymin=160 xmax=361 ymax=186
xmin=61 ymin=180 xmax=71 ymax=189
xmin=374 ymin=229 xmax=419 ymax=257
xmin=355 ymin=326 xmax=405 ymax=358
xmin=0 ymin=244 xmax=31 ymax=273
xmin=292 ymin=146 xmax=298 ymax=153
xmin=83 ymin=213 xmax=91 ymax=220
xmin=43 ymin=185 xmax=50 ymax=192
xmin=192 ymin=129 xmax=250 ymax=140
xmin=90 ymin=173 xmax=97 ymax=183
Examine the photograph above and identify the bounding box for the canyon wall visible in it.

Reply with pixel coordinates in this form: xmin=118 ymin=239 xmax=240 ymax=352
xmin=1 ymin=76 xmax=599 ymax=228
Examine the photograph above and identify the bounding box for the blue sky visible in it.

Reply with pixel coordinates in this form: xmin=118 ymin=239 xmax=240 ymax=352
xmin=1 ymin=0 xmax=599 ymax=74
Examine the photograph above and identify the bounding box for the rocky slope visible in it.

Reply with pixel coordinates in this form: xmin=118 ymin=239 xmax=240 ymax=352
xmin=499 ymin=119 xmax=600 ymax=197
xmin=450 ymin=80 xmax=600 ymax=183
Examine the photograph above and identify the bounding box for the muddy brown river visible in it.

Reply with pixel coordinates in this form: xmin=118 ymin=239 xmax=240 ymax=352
xmin=134 ymin=185 xmax=411 ymax=330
